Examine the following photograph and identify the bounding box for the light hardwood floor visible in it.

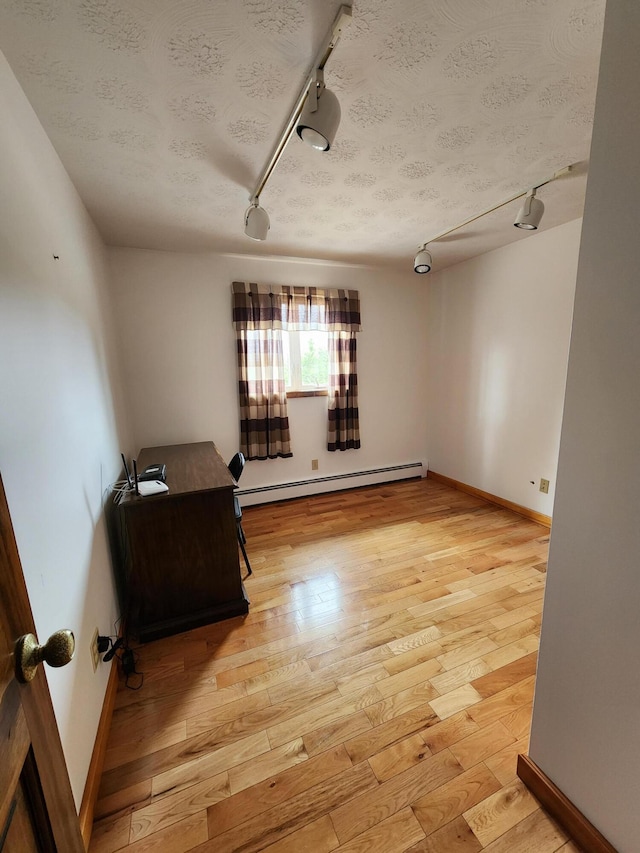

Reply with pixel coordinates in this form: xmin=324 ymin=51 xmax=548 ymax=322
xmin=90 ymin=478 xmax=581 ymax=853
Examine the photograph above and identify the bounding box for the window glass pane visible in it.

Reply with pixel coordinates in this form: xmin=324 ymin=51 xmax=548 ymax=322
xmin=300 ymin=331 xmax=329 ymax=387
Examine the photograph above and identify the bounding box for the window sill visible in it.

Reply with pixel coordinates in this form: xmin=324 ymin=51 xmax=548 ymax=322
xmin=286 ymin=390 xmax=328 ymax=399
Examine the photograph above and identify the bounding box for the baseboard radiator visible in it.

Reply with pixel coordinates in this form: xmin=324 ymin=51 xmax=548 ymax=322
xmin=237 ymin=462 xmax=425 ymax=506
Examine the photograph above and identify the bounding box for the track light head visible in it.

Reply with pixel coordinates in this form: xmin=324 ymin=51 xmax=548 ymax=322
xmin=514 ymin=189 xmax=544 ymax=230
xmin=414 ymin=245 xmax=432 ymax=274
xmin=244 ymin=200 xmax=270 ymax=241
xmin=296 ymin=84 xmax=341 ymax=151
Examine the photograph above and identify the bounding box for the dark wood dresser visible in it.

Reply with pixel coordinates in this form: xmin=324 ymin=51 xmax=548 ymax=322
xmin=120 ymin=442 xmax=248 ymax=642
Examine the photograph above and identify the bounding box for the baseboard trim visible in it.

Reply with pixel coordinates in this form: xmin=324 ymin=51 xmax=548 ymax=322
xmin=238 ymin=462 xmax=424 ymax=507
xmin=427 ymin=470 xmax=552 ymax=528
xmin=79 ymin=660 xmax=119 ymax=849
xmin=517 ymin=755 xmax=617 ymax=853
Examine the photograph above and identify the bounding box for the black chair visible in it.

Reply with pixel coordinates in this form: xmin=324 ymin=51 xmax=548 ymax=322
xmin=228 ymin=452 xmax=252 ymax=576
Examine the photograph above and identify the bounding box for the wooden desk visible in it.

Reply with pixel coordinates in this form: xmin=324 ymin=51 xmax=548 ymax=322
xmin=120 ymin=442 xmax=249 ymax=642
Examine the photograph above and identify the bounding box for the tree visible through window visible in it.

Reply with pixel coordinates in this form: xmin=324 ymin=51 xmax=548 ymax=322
xmin=284 ymin=330 xmax=329 ymax=391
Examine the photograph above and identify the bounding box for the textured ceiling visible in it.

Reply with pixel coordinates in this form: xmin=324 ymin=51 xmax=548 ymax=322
xmin=0 ymin=0 xmax=605 ymax=271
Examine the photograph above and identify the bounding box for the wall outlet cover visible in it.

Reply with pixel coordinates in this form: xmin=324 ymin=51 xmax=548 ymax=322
xmin=90 ymin=627 xmax=99 ymax=672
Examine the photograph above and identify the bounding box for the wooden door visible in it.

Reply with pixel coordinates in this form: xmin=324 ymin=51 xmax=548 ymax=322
xmin=0 ymin=474 xmax=84 ymax=852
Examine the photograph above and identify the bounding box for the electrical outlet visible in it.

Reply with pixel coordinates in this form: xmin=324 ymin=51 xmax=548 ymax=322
xmin=539 ymin=478 xmax=550 ymax=494
xmin=90 ymin=627 xmax=99 ymax=672
xmin=311 ymin=459 xmax=319 ymax=471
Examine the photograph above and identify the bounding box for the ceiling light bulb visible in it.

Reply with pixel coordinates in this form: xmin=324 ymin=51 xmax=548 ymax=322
xmin=300 ymin=127 xmax=331 ymax=151
xmin=244 ymin=201 xmax=270 ymax=241
xmin=414 ymin=246 xmax=432 ymax=274
xmin=296 ymin=86 xmax=341 ymax=151
xmin=514 ymin=190 xmax=544 ymax=230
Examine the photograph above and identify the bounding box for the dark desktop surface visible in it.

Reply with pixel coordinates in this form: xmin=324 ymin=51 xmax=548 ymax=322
xmin=121 ymin=441 xmax=234 ymax=503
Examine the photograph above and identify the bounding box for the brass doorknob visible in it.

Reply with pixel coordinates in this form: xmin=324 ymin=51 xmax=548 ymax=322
xmin=14 ymin=629 xmax=75 ymax=683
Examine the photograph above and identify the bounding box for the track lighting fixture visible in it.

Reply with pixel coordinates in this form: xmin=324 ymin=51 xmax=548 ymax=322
xmin=242 ymin=5 xmax=352 ymax=241
xmin=514 ymin=189 xmax=544 ymax=230
xmin=244 ymin=200 xmax=270 ymax=241
xmin=296 ymin=71 xmax=341 ymax=151
xmin=414 ymin=245 xmax=432 ymax=274
xmin=413 ymin=164 xmax=574 ymax=274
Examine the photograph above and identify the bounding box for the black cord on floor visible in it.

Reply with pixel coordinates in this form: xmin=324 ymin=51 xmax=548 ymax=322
xmin=120 ymin=647 xmax=144 ymax=690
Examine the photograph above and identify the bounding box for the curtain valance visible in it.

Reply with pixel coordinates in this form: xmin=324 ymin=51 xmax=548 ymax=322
xmin=232 ymin=281 xmax=361 ymax=333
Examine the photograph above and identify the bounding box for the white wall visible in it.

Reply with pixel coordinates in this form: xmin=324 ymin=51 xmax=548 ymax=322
xmin=425 ymin=219 xmax=580 ymax=515
xmin=529 ymin=2 xmax=640 ymax=849
xmin=0 ymin=52 xmax=131 ymax=807
xmin=108 ymin=248 xmax=429 ymax=497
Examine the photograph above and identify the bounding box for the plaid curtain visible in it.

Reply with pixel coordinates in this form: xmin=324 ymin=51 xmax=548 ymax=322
xmin=327 ymin=331 xmax=360 ymax=451
xmin=232 ymin=281 xmax=361 ymax=458
xmin=236 ymin=327 xmax=292 ymax=460
xmin=232 ymin=282 xmax=360 ymax=332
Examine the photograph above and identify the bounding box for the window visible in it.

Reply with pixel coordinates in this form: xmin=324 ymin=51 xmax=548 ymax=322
xmin=283 ymin=330 xmax=329 ymax=395
xmin=232 ymin=281 xmax=361 ymax=456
